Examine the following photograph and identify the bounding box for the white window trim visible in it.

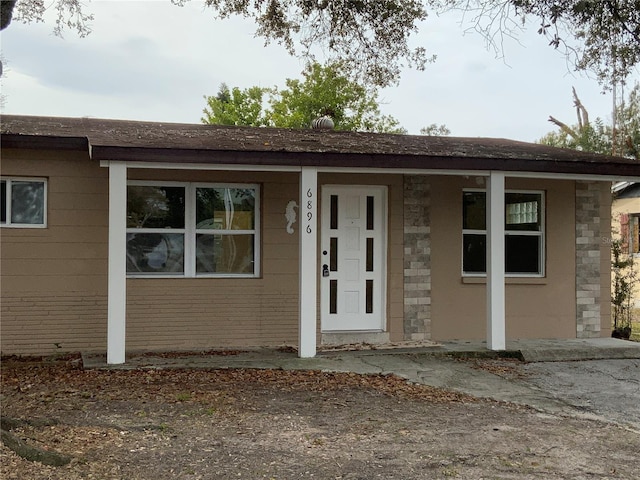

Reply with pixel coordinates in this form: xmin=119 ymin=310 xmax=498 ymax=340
xmin=462 ymin=188 xmax=545 ymax=278
xmin=126 ymin=180 xmax=260 ymax=278
xmin=0 ymin=177 xmax=48 ymax=228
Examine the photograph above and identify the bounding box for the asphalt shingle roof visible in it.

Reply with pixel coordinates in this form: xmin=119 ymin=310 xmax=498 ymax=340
xmin=1 ymin=115 xmax=638 ymax=177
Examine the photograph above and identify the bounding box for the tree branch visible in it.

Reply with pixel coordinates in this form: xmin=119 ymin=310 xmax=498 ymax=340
xmin=548 ymin=115 xmax=579 ymax=139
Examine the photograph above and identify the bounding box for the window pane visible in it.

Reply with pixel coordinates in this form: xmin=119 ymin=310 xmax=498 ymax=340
xmin=506 ymin=235 xmax=540 ymax=273
xmin=330 ymin=195 xmax=338 ymax=230
xmin=127 ymin=186 xmax=185 ymax=228
xmin=506 ymin=193 xmax=541 ymax=231
xmin=330 ymin=237 xmax=338 ymax=271
xmin=329 ymin=280 xmax=337 ymax=314
xmin=463 ymin=233 xmax=486 ymax=273
xmin=127 ymin=233 xmax=184 ymax=273
xmin=196 ymin=188 xmax=255 ymax=230
xmin=1 ymin=181 xmax=6 ymax=223
xmin=196 ymin=234 xmax=254 ymax=274
xmin=463 ymin=192 xmax=486 ymax=230
xmin=11 ymin=181 xmax=45 ymax=224
xmin=366 ymin=196 xmax=374 ymax=230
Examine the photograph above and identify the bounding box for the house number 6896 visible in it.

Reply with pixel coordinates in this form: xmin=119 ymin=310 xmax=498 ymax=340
xmin=306 ymin=189 xmax=313 ymax=234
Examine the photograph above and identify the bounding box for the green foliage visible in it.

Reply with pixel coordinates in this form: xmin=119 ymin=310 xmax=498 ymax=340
xmin=8 ymin=1 xmax=639 ymax=88
xmin=539 ymin=83 xmax=640 ymax=159
xmin=202 ymin=83 xmax=269 ymax=127
xmin=420 ymin=123 xmax=451 ymax=136
xmin=12 ymin=0 xmax=93 ymax=37
xmin=199 ymin=0 xmax=431 ymax=88
xmin=539 ymin=118 xmax=612 ymax=155
xmin=202 ymin=62 xmax=406 ymax=134
xmin=611 ymin=233 xmax=637 ymax=338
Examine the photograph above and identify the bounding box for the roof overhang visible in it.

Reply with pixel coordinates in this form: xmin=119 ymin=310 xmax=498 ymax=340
xmin=3 ymin=114 xmax=639 ymax=181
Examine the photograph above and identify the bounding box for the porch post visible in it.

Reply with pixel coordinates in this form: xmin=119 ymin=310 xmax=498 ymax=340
xmin=299 ymin=167 xmax=318 ymax=357
xmin=107 ymin=162 xmax=127 ymax=365
xmin=486 ymin=171 xmax=506 ymax=350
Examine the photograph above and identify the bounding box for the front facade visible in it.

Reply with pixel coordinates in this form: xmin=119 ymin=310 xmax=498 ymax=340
xmin=2 ymin=116 xmax=637 ymax=362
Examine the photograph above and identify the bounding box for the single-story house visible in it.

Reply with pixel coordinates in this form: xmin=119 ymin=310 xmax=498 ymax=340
xmin=2 ymin=115 xmax=639 ymax=364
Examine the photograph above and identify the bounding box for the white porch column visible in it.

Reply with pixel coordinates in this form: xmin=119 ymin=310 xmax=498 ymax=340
xmin=299 ymin=167 xmax=318 ymax=358
xmin=107 ymin=162 xmax=127 ymax=365
xmin=486 ymin=171 xmax=506 ymax=350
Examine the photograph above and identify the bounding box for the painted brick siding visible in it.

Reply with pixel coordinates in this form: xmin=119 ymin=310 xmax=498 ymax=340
xmin=1 ymin=150 xmax=109 ymax=356
xmin=575 ymin=180 xmax=608 ymax=338
xmin=403 ymin=175 xmax=431 ymax=340
xmin=125 ymin=170 xmax=301 ymax=351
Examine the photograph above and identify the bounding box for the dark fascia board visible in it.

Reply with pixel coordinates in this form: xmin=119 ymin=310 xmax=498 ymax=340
xmin=1 ymin=133 xmax=89 ymax=151
xmin=92 ymin=145 xmax=639 ymax=177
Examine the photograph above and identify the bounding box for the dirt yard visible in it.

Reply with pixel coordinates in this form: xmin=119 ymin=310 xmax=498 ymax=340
xmin=1 ymin=356 xmax=639 ymax=479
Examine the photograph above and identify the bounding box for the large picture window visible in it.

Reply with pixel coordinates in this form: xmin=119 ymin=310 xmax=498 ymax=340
xmin=463 ymin=190 xmax=544 ymax=276
xmin=0 ymin=177 xmax=47 ymax=228
xmin=126 ymin=182 xmax=259 ymax=277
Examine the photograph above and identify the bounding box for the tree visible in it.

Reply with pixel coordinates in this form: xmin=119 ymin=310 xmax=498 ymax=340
xmin=202 ymin=83 xmax=269 ymax=127
xmin=442 ymin=1 xmax=640 ymax=87
xmin=420 ymin=123 xmax=451 ymax=136
xmin=7 ymin=0 xmax=92 ymax=37
xmin=202 ymin=62 xmax=406 ymax=134
xmin=3 ymin=0 xmax=431 ymax=88
xmin=611 ymin=231 xmax=637 ymax=339
xmin=7 ymin=1 xmax=639 ymax=88
xmin=539 ymin=83 xmax=640 ymax=159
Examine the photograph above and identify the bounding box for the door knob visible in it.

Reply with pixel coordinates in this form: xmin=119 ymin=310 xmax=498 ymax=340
xmin=322 ymin=264 xmax=330 ymax=277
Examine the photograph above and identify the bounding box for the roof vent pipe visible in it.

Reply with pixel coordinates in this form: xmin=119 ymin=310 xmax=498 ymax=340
xmin=311 ymin=116 xmax=334 ymax=130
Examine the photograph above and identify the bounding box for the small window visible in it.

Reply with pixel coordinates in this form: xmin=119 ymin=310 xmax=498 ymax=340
xmin=126 ymin=182 xmax=259 ymax=277
xmin=0 ymin=177 xmax=47 ymax=228
xmin=462 ymin=190 xmax=544 ymax=276
xmin=622 ymin=215 xmax=640 ymax=256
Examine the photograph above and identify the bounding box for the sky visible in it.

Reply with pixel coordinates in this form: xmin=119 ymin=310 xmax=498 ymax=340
xmin=1 ymin=0 xmax=638 ymax=143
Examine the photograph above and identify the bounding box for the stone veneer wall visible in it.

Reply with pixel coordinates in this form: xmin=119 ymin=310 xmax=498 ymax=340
xmin=403 ymin=175 xmax=432 ymax=340
xmin=575 ymin=181 xmax=602 ymax=338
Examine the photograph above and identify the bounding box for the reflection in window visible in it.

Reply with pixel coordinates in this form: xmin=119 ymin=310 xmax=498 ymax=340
xmin=1 ymin=178 xmax=47 ymax=227
xmin=196 ymin=234 xmax=255 ymax=274
xmin=127 ymin=186 xmax=185 ymax=229
xmin=196 ymin=188 xmax=255 ymax=230
xmin=127 ymin=233 xmax=185 ymax=274
xmin=462 ymin=190 xmax=544 ymax=275
xmin=126 ymin=183 xmax=259 ymax=277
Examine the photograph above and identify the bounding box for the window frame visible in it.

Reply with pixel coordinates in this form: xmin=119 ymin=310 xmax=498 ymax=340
xmin=626 ymin=215 xmax=640 ymax=257
xmin=126 ymin=180 xmax=260 ymax=278
xmin=462 ymin=188 xmax=545 ymax=278
xmin=0 ymin=177 xmax=48 ymax=228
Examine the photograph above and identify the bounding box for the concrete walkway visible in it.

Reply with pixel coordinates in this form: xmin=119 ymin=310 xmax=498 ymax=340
xmin=83 ymin=338 xmax=640 ymax=429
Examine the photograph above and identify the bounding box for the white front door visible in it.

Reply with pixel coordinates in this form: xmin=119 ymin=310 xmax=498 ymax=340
xmin=321 ymin=185 xmax=387 ymax=331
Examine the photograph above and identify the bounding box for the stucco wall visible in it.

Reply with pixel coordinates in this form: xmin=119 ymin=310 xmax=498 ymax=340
xmin=429 ymin=175 xmax=578 ymax=341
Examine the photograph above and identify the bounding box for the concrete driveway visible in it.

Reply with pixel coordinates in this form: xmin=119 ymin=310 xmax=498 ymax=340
xmin=521 ymin=359 xmax=640 ymax=429
xmin=85 ymin=338 xmax=640 ymax=430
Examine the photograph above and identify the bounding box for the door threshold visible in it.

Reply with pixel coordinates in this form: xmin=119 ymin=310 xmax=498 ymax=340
xmin=321 ymin=331 xmax=389 ymax=346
